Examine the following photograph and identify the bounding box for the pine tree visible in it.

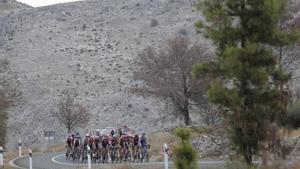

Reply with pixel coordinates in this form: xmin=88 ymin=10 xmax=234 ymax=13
xmin=194 ymin=0 xmax=299 ymax=164
xmin=174 ymin=128 xmax=198 ymax=169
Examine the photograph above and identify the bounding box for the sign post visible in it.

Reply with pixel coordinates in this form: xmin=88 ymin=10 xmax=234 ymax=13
xmin=44 ymin=131 xmax=55 ymax=152
xmin=29 ymin=149 xmax=32 ymax=169
xmin=87 ymin=145 xmax=91 ymax=169
xmin=0 ymin=146 xmax=3 ymax=167
xmin=18 ymin=139 xmax=22 ymax=157
xmin=163 ymin=143 xmax=169 ymax=169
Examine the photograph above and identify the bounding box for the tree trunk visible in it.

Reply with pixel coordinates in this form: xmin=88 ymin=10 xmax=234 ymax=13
xmin=244 ymin=145 xmax=253 ymax=165
xmin=67 ymin=123 xmax=71 ymax=134
xmin=182 ymin=104 xmax=190 ymax=126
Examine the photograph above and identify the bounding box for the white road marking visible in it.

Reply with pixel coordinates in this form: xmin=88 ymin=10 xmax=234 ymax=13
xmin=9 ymin=156 xmax=27 ymax=169
xmin=10 ymin=153 xmax=262 ymax=168
xmin=51 ymin=154 xmax=227 ymax=166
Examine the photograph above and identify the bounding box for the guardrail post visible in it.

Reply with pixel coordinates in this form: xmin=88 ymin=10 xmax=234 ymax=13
xmin=164 ymin=143 xmax=169 ymax=169
xmin=87 ymin=145 xmax=91 ymax=169
xmin=0 ymin=146 xmax=3 ymax=167
xmin=18 ymin=139 xmax=22 ymax=157
xmin=29 ymin=149 xmax=32 ymax=169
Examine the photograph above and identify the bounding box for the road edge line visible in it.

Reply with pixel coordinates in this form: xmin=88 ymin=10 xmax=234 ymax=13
xmin=51 ymin=153 xmax=230 ymax=166
xmin=51 ymin=154 xmax=166 ymax=166
xmin=9 ymin=156 xmax=27 ymax=169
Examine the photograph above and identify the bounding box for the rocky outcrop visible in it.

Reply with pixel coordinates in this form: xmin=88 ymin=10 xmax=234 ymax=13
xmin=192 ymin=135 xmax=230 ymax=157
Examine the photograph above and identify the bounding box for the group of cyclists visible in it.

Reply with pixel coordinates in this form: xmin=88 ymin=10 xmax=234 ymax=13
xmin=65 ymin=127 xmax=150 ymax=164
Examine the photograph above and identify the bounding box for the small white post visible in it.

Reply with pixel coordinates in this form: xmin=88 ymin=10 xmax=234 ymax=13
xmin=18 ymin=139 xmax=22 ymax=157
xmin=0 ymin=146 xmax=4 ymax=167
xmin=164 ymin=143 xmax=169 ymax=169
xmin=87 ymin=145 xmax=91 ymax=169
xmin=29 ymin=149 xmax=32 ymax=169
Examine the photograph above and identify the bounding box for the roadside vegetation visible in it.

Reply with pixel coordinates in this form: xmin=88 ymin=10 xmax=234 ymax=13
xmin=174 ymin=128 xmax=198 ymax=169
xmin=193 ymin=0 xmax=300 ymax=167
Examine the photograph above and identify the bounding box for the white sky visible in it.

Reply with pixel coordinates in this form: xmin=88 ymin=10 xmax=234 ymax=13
xmin=16 ymin=0 xmax=84 ymax=7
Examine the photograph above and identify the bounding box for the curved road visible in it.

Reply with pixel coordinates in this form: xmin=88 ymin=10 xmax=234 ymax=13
xmin=10 ymin=152 xmax=226 ymax=169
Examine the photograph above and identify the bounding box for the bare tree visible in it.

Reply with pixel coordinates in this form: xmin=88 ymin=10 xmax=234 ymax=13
xmin=54 ymin=89 xmax=90 ymax=134
xmin=132 ymin=36 xmax=210 ymax=126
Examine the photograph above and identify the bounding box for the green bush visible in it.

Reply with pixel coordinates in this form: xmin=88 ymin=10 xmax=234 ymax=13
xmin=174 ymin=128 xmax=198 ymax=169
xmin=286 ymin=100 xmax=300 ymax=128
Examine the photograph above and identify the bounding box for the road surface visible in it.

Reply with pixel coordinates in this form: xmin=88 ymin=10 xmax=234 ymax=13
xmin=10 ymin=152 xmax=226 ymax=169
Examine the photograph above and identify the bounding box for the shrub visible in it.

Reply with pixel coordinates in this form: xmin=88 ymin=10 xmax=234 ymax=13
xmin=174 ymin=128 xmax=198 ymax=169
xmin=286 ymin=100 xmax=300 ymax=128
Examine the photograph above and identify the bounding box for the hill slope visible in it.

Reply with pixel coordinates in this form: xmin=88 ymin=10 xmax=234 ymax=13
xmin=0 ymin=0 xmax=31 ymax=15
xmin=0 ymin=0 xmax=205 ymax=148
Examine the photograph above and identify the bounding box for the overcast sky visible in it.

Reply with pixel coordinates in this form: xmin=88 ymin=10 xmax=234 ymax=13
xmin=16 ymin=0 xmax=84 ymax=7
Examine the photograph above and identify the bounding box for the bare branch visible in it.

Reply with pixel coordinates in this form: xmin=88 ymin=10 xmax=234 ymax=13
xmin=132 ymin=36 xmax=214 ymax=125
xmin=53 ymin=89 xmax=91 ymax=133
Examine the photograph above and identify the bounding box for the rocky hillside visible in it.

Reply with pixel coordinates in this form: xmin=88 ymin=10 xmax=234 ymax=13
xmin=0 ymin=0 xmax=206 ymax=148
xmin=0 ymin=0 xmax=31 ymax=15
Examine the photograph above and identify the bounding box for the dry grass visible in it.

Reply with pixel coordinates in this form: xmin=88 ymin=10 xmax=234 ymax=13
xmin=1 ymin=166 xmax=15 ymax=169
xmin=148 ymin=132 xmax=179 ymax=161
xmin=2 ymin=149 xmax=20 ymax=168
xmin=290 ymin=162 xmax=300 ymax=169
xmin=47 ymin=144 xmax=65 ymax=152
xmin=259 ymin=160 xmax=300 ymax=169
xmin=288 ymin=129 xmax=300 ymax=137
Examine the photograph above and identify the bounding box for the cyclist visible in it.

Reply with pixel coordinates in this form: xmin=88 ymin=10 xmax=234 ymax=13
xmin=73 ymin=133 xmax=81 ymax=150
xmin=66 ymin=134 xmax=72 ymax=148
xmin=96 ymin=129 xmax=101 ymax=137
xmin=111 ymin=130 xmax=115 ymax=136
xmin=140 ymin=133 xmax=148 ymax=161
xmin=118 ymin=127 xmax=123 ymax=136
xmin=132 ymin=134 xmax=140 ymax=161
xmin=133 ymin=134 xmax=139 ymax=147
xmin=111 ymin=135 xmax=118 ymax=148
xmin=88 ymin=134 xmax=94 ymax=149
xmin=83 ymin=134 xmax=90 ymax=149
xmin=140 ymin=133 xmax=147 ymax=148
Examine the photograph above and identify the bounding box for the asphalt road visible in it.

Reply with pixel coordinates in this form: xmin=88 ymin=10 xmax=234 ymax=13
xmin=10 ymin=152 xmax=226 ymax=169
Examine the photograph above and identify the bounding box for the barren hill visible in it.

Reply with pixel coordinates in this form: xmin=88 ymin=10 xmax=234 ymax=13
xmin=0 ymin=0 xmax=205 ymax=148
xmin=0 ymin=0 xmax=31 ymax=15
